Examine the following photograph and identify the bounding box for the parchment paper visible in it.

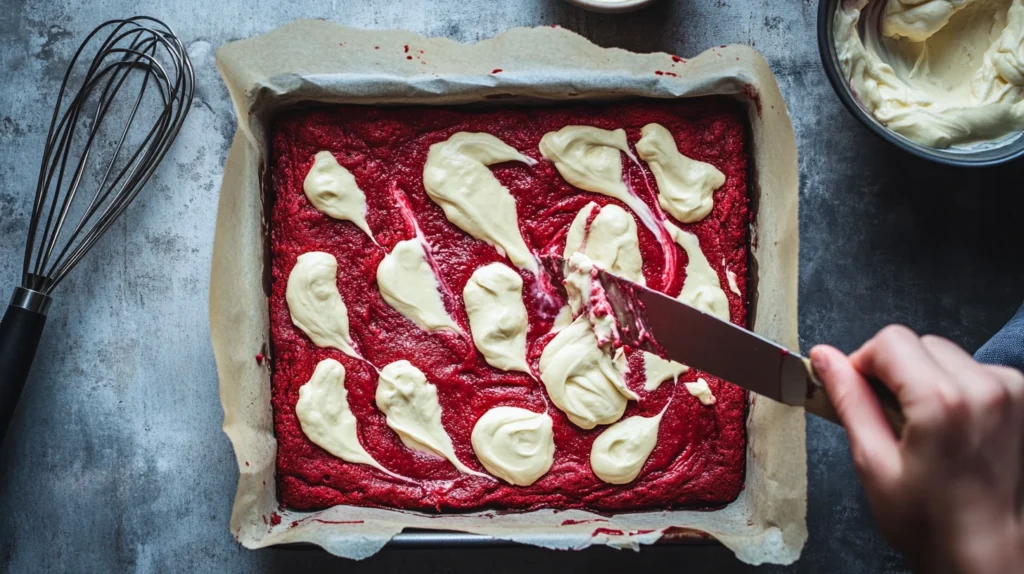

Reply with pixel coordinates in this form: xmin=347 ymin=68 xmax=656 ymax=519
xmin=210 ymin=20 xmax=805 ymax=565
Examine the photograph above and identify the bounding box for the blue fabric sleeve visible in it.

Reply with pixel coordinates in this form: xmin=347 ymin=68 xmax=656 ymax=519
xmin=974 ymin=303 xmax=1024 ymax=372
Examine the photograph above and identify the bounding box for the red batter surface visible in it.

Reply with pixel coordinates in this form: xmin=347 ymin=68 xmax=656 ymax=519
xmin=270 ymin=99 xmax=750 ymax=512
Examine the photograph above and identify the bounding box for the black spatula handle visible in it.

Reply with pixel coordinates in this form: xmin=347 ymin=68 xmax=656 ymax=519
xmin=0 ymin=287 xmax=51 ymax=443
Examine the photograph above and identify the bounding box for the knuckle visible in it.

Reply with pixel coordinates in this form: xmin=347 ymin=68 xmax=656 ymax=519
xmin=877 ymin=324 xmax=915 ymax=343
xmin=933 ymin=385 xmax=969 ymax=420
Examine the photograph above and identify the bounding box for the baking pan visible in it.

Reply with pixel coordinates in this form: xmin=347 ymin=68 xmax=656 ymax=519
xmin=211 ymin=21 xmax=806 ymax=564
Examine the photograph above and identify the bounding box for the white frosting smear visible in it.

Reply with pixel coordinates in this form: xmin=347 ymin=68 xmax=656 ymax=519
xmin=296 ymin=359 xmax=400 ymax=478
xmin=685 ymin=377 xmax=717 ymax=406
xmin=635 ymin=123 xmax=724 ymax=224
xmin=668 ymin=224 xmax=730 ymax=322
xmin=590 ymin=408 xmax=665 ymax=484
xmin=724 ymin=261 xmax=742 ymax=297
xmin=463 ymin=263 xmax=530 ymax=373
xmin=471 ymin=406 xmax=555 ymax=486
xmin=642 ymin=351 xmax=689 ymax=391
xmin=376 ymin=239 xmax=461 ymax=333
xmin=538 ymin=314 xmax=635 ymax=429
xmin=303 ymin=151 xmax=374 ymax=239
xmin=564 ymin=201 xmax=645 ymax=285
xmin=286 ymin=252 xmax=358 ymax=358
xmin=376 ymin=360 xmax=489 ymax=478
xmin=423 ymin=132 xmax=537 ymax=272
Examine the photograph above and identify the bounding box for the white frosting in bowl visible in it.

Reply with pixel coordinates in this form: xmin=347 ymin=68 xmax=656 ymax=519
xmin=835 ymin=0 xmax=1024 ymax=148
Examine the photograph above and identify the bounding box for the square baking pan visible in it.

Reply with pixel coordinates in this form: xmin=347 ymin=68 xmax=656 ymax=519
xmin=210 ymin=21 xmax=806 ymax=565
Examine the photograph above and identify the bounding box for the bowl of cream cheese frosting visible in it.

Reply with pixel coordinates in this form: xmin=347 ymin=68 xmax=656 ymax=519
xmin=819 ymin=0 xmax=1024 ymax=165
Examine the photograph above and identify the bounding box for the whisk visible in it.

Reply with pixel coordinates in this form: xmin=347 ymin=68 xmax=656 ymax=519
xmin=0 ymin=16 xmax=194 ymax=440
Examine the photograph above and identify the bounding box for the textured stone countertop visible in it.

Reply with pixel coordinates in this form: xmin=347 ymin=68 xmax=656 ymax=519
xmin=2 ymin=0 xmax=1023 ymax=572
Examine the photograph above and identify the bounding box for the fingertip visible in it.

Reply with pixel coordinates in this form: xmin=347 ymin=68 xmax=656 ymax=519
xmin=809 ymin=345 xmax=832 ymax=373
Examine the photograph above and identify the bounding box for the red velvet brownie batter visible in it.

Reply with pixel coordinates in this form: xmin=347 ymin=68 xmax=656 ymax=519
xmin=270 ymin=99 xmax=750 ymax=512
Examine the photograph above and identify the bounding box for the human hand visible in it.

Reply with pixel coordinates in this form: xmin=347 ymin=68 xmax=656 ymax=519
xmin=810 ymin=326 xmax=1024 ymax=574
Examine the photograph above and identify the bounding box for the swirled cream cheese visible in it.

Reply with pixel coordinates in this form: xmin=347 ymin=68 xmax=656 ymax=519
xmin=685 ymin=377 xmax=716 ymax=406
xmin=590 ymin=408 xmax=665 ymax=484
xmin=564 ymin=201 xmax=645 ymax=285
xmin=538 ymin=314 xmax=636 ymax=429
xmin=562 ymin=253 xmax=619 ymax=346
xmin=296 ymin=359 xmax=401 ymax=478
xmin=376 ymin=360 xmax=489 ymax=478
xmin=668 ymin=224 xmax=730 ymax=322
xmin=539 ymin=126 xmax=666 ymax=233
xmin=286 ymin=252 xmax=358 ymax=358
xmin=376 ymin=239 xmax=461 ymax=333
xmin=635 ymin=123 xmax=724 ymax=224
xmin=835 ymin=0 xmax=1024 ymax=148
xmin=463 ymin=263 xmax=530 ymax=373
xmin=303 ymin=151 xmax=374 ymax=240
xmin=423 ymin=132 xmax=538 ymax=272
xmin=642 ymin=351 xmax=689 ymax=391
xmin=470 ymin=406 xmax=555 ymax=486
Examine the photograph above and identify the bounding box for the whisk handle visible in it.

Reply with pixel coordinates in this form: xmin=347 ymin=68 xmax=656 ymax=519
xmin=0 ymin=288 xmax=51 ymax=442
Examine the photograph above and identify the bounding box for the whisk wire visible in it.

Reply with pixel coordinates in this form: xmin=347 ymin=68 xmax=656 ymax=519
xmin=20 ymin=16 xmax=194 ymax=294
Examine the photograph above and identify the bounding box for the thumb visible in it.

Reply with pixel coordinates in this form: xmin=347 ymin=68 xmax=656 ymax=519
xmin=810 ymin=345 xmax=902 ymax=490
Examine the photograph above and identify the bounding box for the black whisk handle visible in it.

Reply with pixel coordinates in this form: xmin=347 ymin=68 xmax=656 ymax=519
xmin=0 ymin=287 xmax=51 ymax=442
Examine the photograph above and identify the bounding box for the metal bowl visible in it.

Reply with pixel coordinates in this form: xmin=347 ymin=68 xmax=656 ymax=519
xmin=817 ymin=0 xmax=1024 ymax=167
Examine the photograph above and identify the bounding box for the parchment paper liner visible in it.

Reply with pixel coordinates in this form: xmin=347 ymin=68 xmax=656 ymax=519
xmin=210 ymin=20 xmax=805 ymax=564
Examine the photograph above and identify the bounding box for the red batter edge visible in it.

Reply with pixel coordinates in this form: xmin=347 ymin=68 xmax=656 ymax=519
xmin=269 ymin=99 xmax=750 ymax=512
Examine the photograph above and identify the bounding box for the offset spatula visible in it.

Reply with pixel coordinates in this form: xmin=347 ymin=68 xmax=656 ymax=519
xmin=591 ymin=267 xmax=904 ymax=432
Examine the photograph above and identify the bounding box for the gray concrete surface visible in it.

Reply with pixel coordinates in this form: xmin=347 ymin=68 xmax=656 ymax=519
xmin=1 ymin=0 xmax=1022 ymax=572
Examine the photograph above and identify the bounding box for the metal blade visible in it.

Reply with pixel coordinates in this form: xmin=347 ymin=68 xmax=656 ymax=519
xmin=596 ymin=269 xmax=810 ymax=406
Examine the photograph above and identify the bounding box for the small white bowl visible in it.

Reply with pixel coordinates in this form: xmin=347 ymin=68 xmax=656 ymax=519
xmin=564 ymin=0 xmax=659 ymax=14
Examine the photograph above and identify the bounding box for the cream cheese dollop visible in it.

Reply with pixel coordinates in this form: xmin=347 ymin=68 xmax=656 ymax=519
xmin=642 ymin=351 xmax=689 ymax=391
xmin=590 ymin=409 xmax=665 ymax=484
xmin=286 ymin=252 xmax=358 ymax=358
xmin=538 ymin=314 xmax=636 ymax=429
xmin=376 ymin=360 xmax=489 ymax=478
xmin=376 ymin=239 xmax=461 ymax=333
xmin=463 ymin=263 xmax=530 ymax=373
xmin=685 ymin=377 xmax=717 ymax=406
xmin=303 ymin=151 xmax=374 ymax=239
xmin=564 ymin=201 xmax=645 ymax=285
xmin=668 ymin=224 xmax=730 ymax=322
xmin=296 ymin=359 xmax=400 ymax=478
xmin=470 ymin=406 xmax=555 ymax=486
xmin=835 ymin=0 xmax=1024 ymax=148
xmin=635 ymin=123 xmax=724 ymax=224
xmin=539 ymin=126 xmax=634 ymax=203
xmin=423 ymin=132 xmax=538 ymax=272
